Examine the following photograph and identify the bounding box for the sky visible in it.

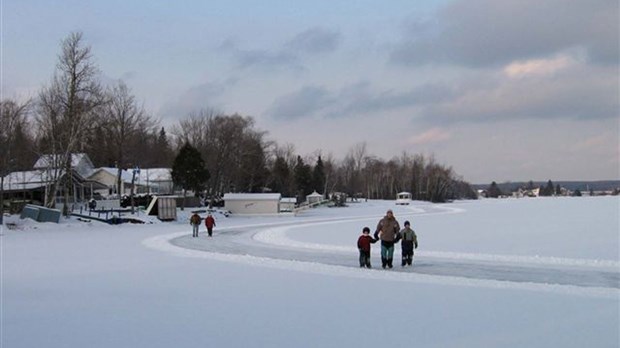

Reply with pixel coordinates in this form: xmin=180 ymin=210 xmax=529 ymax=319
xmin=2 ymin=0 xmax=619 ymax=184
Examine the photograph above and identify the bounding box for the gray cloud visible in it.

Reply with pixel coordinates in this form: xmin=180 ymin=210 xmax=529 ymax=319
xmin=420 ymin=64 xmax=619 ymax=123
xmin=235 ymin=49 xmax=301 ymax=71
xmin=390 ymin=0 xmax=619 ymax=68
xmin=158 ymin=79 xmax=237 ymax=122
xmin=284 ymin=28 xmax=341 ymax=54
xmin=267 ymin=81 xmax=460 ymax=121
xmin=268 ymin=85 xmax=333 ymax=120
xmin=222 ymin=27 xmax=341 ymax=71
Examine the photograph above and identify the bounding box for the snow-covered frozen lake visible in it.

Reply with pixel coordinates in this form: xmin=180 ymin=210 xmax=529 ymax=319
xmin=2 ymin=196 xmax=619 ymax=347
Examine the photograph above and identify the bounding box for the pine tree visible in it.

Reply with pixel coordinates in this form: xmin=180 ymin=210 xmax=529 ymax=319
xmin=294 ymin=156 xmax=313 ymax=199
xmin=312 ymin=156 xmax=326 ymax=194
xmin=171 ymin=143 xmax=210 ymax=210
xmin=487 ymin=181 xmax=502 ymax=198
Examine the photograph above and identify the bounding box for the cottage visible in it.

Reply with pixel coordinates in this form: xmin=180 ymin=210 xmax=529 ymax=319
xmin=223 ymin=193 xmax=282 ymax=215
xmin=280 ymin=197 xmax=297 ymax=212
xmin=395 ymin=192 xmax=412 ymax=205
xmin=1 ymin=153 xmax=105 ymax=207
xmin=306 ymin=191 xmax=323 ymax=205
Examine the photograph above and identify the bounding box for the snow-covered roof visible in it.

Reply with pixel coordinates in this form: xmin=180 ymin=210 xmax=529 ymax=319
xmin=307 ymin=191 xmax=323 ymax=197
xmin=281 ymin=197 xmax=297 ymax=203
xmin=34 ymin=153 xmax=92 ymax=170
xmin=1 ymin=170 xmax=50 ymax=191
xmin=223 ymin=193 xmax=282 ymax=201
xmin=138 ymin=168 xmax=171 ymax=182
xmin=91 ymin=167 xmax=135 ymax=184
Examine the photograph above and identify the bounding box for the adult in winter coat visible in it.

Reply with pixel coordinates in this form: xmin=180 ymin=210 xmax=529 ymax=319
xmin=204 ymin=213 xmax=216 ymax=237
xmin=374 ymin=209 xmax=401 ymax=268
xmin=190 ymin=213 xmax=201 ymax=238
xmin=357 ymin=226 xmax=378 ymax=268
xmin=400 ymin=220 xmax=418 ymax=266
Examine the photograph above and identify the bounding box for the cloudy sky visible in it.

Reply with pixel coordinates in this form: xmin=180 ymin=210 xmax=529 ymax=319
xmin=3 ymin=0 xmax=619 ymax=183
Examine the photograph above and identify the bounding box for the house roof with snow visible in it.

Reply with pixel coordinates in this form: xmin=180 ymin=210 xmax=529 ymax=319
xmin=223 ymin=193 xmax=282 ymax=201
xmin=280 ymin=197 xmax=297 ymax=203
xmin=137 ymin=168 xmax=171 ymax=182
xmin=33 ymin=153 xmax=95 ymax=177
xmin=2 ymin=170 xmax=51 ymax=191
xmin=89 ymin=167 xmax=136 ymax=184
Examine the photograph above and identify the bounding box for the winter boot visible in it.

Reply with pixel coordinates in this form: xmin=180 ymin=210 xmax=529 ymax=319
xmin=402 ymin=256 xmax=407 ymax=267
xmin=381 ymin=257 xmax=387 ymax=269
xmin=387 ymin=258 xmax=393 ymax=268
xmin=407 ymin=256 xmax=413 ymax=266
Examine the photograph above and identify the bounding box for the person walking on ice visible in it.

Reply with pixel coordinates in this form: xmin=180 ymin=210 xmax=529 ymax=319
xmin=400 ymin=220 xmax=418 ymax=266
xmin=357 ymin=227 xmax=378 ymax=268
xmin=190 ymin=212 xmax=201 ymax=238
xmin=374 ymin=209 xmax=401 ymax=269
xmin=205 ymin=212 xmax=216 ymax=237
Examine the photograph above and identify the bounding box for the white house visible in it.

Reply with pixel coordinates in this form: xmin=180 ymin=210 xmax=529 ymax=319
xmin=280 ymin=197 xmax=297 ymax=212
xmin=306 ymin=191 xmax=323 ymax=205
xmin=137 ymin=168 xmax=173 ymax=194
xmin=87 ymin=167 xmax=137 ymax=198
xmin=223 ymin=193 xmax=282 ymax=215
xmin=2 ymin=153 xmax=105 ymax=206
xmin=395 ymin=192 xmax=412 ymax=205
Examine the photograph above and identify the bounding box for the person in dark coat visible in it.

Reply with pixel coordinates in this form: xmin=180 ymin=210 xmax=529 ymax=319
xmin=400 ymin=220 xmax=418 ymax=266
xmin=374 ymin=209 xmax=401 ymax=268
xmin=204 ymin=213 xmax=216 ymax=237
xmin=190 ymin=213 xmax=201 ymax=238
xmin=357 ymin=227 xmax=378 ymax=268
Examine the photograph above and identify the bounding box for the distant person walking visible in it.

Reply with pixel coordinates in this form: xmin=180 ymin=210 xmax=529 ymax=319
xmin=205 ymin=213 xmax=216 ymax=237
xmin=190 ymin=212 xmax=201 ymax=238
xmin=400 ymin=220 xmax=418 ymax=266
xmin=374 ymin=209 xmax=401 ymax=268
xmin=357 ymin=226 xmax=378 ymax=268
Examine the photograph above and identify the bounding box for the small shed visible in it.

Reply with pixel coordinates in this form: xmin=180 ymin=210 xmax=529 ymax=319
xmin=307 ymin=191 xmax=323 ymax=205
xmin=145 ymin=196 xmax=177 ymax=221
xmin=395 ymin=192 xmax=412 ymax=205
xmin=223 ymin=193 xmax=282 ymax=215
xmin=280 ymin=197 xmax=296 ymax=212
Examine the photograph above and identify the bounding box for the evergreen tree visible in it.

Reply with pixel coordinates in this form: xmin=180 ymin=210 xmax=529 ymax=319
xmin=487 ymin=181 xmax=502 ymax=198
xmin=541 ymin=180 xmax=554 ymax=196
xmin=294 ymin=156 xmax=313 ymax=199
xmin=171 ymin=143 xmax=210 ymax=210
xmin=155 ymin=127 xmax=174 ymax=167
xmin=270 ymin=156 xmax=290 ymax=196
xmin=312 ymin=156 xmax=326 ymax=194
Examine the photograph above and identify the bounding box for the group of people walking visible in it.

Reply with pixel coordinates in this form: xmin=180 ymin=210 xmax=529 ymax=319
xmin=190 ymin=208 xmax=415 ymax=270
xmin=189 ymin=212 xmax=216 ymax=238
xmin=357 ymin=209 xmax=418 ymax=269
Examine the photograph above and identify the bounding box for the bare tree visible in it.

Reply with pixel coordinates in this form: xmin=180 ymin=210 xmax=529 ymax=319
xmin=102 ymin=81 xmax=154 ymax=196
xmin=0 ymin=99 xmax=33 ymax=222
xmin=36 ymin=31 xmax=104 ymax=214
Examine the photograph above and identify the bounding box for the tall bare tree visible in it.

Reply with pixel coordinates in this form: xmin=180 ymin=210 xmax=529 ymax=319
xmin=36 ymin=31 xmax=104 ymax=214
xmin=102 ymin=81 xmax=154 ymax=196
xmin=0 ymin=99 xmax=33 ymax=222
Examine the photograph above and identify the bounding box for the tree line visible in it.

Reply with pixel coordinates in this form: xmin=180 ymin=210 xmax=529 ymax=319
xmin=1 ymin=31 xmax=476 ymax=210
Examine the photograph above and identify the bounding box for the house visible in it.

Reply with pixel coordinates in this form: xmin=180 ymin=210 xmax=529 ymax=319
xmin=395 ymin=192 xmax=412 ymax=205
xmin=137 ymin=168 xmax=173 ymax=194
xmin=306 ymin=191 xmax=323 ymax=205
xmin=280 ymin=197 xmax=296 ymax=212
xmin=87 ymin=167 xmax=173 ymax=198
xmin=87 ymin=167 xmax=137 ymax=198
xmin=223 ymin=193 xmax=282 ymax=215
xmin=1 ymin=153 xmax=106 ymax=208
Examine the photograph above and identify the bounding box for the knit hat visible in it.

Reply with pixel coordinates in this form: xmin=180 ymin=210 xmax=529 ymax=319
xmin=404 ymin=220 xmax=410 ymax=226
